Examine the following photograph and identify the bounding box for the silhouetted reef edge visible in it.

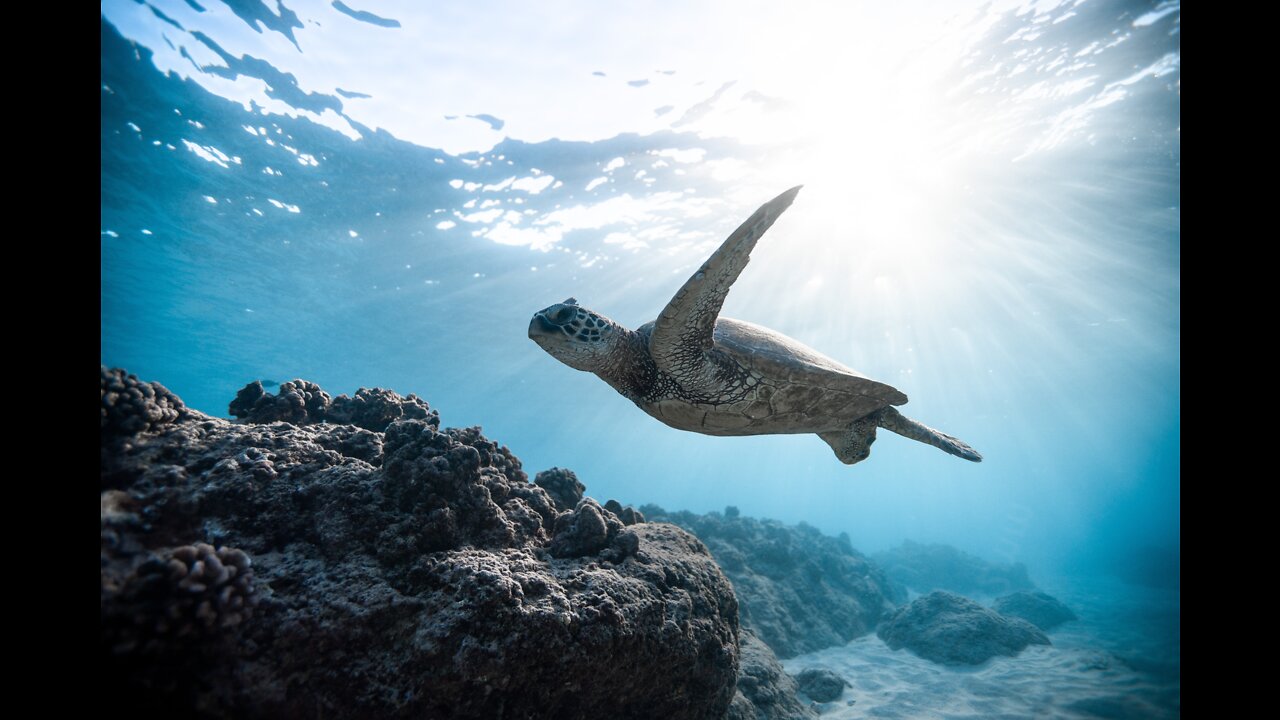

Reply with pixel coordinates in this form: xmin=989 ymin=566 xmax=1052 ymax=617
xmin=101 ymin=368 xmax=811 ymax=718
xmin=101 ymin=369 xmax=1073 ymax=716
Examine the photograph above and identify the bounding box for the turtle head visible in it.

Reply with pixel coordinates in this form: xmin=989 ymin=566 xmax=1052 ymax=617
xmin=529 ymin=297 xmax=624 ymax=372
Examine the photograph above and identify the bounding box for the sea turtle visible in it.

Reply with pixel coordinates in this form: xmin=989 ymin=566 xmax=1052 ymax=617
xmin=528 ymin=186 xmax=982 ymax=465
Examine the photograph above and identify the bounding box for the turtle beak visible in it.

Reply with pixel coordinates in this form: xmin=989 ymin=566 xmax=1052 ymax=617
xmin=529 ymin=313 xmax=558 ymax=338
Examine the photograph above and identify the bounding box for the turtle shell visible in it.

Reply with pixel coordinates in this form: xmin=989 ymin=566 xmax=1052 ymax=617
xmin=638 ymin=317 xmax=908 ymax=435
xmin=714 ymin=315 xmax=906 ymax=415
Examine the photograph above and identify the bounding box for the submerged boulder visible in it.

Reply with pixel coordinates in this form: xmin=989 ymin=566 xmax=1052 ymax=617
xmin=102 ymin=368 xmax=739 ymax=719
xmin=993 ymin=590 xmax=1078 ymax=631
xmin=643 ymin=505 xmax=894 ymax=658
xmin=877 ymin=591 xmax=1050 ymax=665
xmin=793 ymin=667 xmax=850 ymax=703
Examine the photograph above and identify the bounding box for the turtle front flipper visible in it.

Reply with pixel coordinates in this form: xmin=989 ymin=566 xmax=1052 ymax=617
xmin=649 ymin=186 xmax=802 ymax=382
xmin=876 ymin=407 xmax=983 ymax=462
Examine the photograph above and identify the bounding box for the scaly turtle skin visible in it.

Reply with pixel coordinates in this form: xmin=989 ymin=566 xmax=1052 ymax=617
xmin=528 ymin=186 xmax=981 ymax=465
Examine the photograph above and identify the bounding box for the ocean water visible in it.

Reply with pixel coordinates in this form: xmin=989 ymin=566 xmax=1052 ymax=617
xmin=101 ymin=0 xmax=1179 ymax=715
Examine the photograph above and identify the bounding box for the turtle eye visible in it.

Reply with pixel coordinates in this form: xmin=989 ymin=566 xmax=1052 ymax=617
xmin=549 ymin=306 xmax=576 ymax=324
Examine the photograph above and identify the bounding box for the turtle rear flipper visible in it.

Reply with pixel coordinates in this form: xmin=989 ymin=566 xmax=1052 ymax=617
xmin=818 ymin=415 xmax=879 ymax=465
xmin=876 ymin=407 xmax=983 ymax=462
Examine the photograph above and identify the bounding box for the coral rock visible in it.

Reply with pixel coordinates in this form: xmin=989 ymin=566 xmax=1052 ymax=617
xmin=101 ymin=369 xmax=740 ymax=718
xmin=550 ymin=498 xmax=624 ymax=558
xmin=877 ymin=590 xmax=1050 ymax=665
xmin=641 ymin=504 xmax=894 ymax=658
xmin=534 ymin=466 xmax=586 ymax=512
xmin=605 ymin=499 xmax=646 ymax=526
xmin=992 ymin=590 xmax=1078 ymax=631
xmin=793 ymin=667 xmax=849 ymax=702
xmin=326 ymin=386 xmax=440 ymax=432
xmin=101 ymin=366 xmax=187 ymax=437
xmin=229 ymin=379 xmax=440 ymax=433
xmin=102 ymin=542 xmax=257 ymax=656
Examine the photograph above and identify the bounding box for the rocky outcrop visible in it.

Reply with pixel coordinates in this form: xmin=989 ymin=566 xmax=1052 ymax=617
xmin=228 ymin=379 xmax=440 ymax=432
xmin=101 ymin=367 xmax=190 ymax=437
xmin=992 ymin=590 xmax=1077 ymax=630
xmin=605 ymin=498 xmax=646 ymax=526
xmin=548 ymin=497 xmax=627 ymax=559
xmin=227 ymin=378 xmax=331 ymax=425
xmin=724 ymin=630 xmax=817 ymax=720
xmin=534 ymin=466 xmax=586 ymax=512
xmin=327 ymin=386 xmax=441 ymax=432
xmin=642 ymin=505 xmax=894 ymax=658
xmin=873 ymin=540 xmax=1034 ymax=597
xmin=793 ymin=667 xmax=849 ymax=703
xmin=877 ymin=591 xmax=1050 ymax=665
xmin=101 ymin=369 xmax=739 ymax=718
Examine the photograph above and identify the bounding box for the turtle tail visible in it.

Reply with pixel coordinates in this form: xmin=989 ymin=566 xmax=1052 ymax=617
xmin=875 ymin=407 xmax=983 ymax=462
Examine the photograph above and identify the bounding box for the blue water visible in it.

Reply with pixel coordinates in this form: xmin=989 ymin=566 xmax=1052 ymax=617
xmin=102 ymin=0 xmax=1178 ymax=704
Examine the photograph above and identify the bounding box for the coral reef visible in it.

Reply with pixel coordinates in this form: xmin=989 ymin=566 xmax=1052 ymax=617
xmin=101 ymin=368 xmax=739 ymax=718
xmin=992 ymin=590 xmax=1078 ymax=631
xmin=228 ymin=378 xmax=331 ymax=425
xmin=548 ymin=497 xmax=627 ymax=559
xmin=102 ymin=543 xmax=258 ymax=656
xmin=101 ymin=366 xmax=188 ymax=438
xmin=327 ymin=386 xmax=440 ymax=431
xmin=873 ymin=540 xmax=1034 ymax=597
xmin=877 ymin=591 xmax=1050 ymax=665
xmin=534 ymin=466 xmax=586 ymax=512
xmin=228 ymin=379 xmax=440 ymax=432
xmin=642 ymin=505 xmax=894 ymax=658
xmin=605 ymin=498 xmax=646 ymax=526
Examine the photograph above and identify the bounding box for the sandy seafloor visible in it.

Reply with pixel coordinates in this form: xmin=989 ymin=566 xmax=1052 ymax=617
xmin=782 ymin=576 xmax=1179 ymax=719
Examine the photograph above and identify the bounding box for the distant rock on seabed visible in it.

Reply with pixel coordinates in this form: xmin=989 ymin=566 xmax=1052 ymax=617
xmin=642 ymin=505 xmax=896 ymax=659
xmin=877 ymin=591 xmax=1050 ymax=665
xmin=101 ymin=368 xmax=741 ymax=719
xmin=792 ymin=667 xmax=850 ymax=703
xmin=992 ymin=590 xmax=1078 ymax=631
xmin=873 ymin=539 xmax=1035 ymax=597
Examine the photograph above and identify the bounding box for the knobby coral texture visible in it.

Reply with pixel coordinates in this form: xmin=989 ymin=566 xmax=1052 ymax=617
xmin=228 ymin=379 xmax=441 ymax=432
xmin=101 ymin=369 xmax=740 ymax=718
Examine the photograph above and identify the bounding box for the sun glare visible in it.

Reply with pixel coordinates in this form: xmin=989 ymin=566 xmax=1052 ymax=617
xmin=677 ymin=2 xmax=998 ymax=316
